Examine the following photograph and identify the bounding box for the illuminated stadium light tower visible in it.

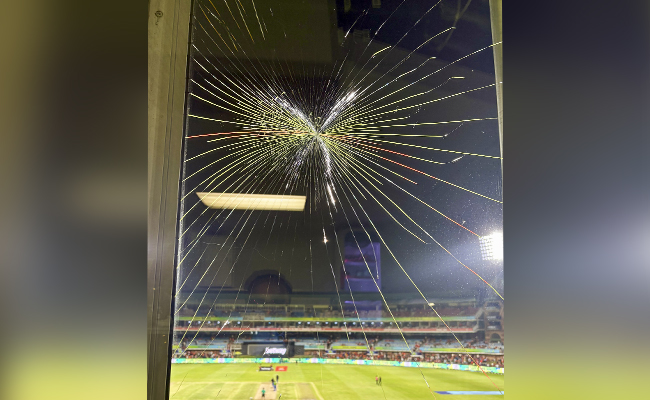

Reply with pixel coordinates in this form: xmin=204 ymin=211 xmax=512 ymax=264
xmin=479 ymin=231 xmax=503 ymax=261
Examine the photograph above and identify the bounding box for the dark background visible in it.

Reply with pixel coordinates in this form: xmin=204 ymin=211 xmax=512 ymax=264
xmin=181 ymin=0 xmax=502 ymax=301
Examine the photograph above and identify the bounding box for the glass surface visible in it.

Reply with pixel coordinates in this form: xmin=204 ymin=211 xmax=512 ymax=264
xmin=171 ymin=0 xmax=503 ymax=398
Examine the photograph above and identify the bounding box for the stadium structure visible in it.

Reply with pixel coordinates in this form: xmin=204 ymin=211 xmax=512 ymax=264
xmin=172 ymin=292 xmax=504 ymax=370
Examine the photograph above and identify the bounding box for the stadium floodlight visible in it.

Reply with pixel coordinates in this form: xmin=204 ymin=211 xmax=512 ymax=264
xmin=196 ymin=192 xmax=306 ymax=211
xmin=479 ymin=231 xmax=503 ymax=261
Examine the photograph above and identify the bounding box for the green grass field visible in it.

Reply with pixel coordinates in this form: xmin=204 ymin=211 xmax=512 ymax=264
xmin=170 ymin=363 xmax=504 ymax=399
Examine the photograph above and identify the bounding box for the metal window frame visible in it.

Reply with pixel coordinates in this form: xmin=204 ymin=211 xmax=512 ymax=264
xmin=148 ymin=0 xmax=191 ymax=399
xmin=146 ymin=1 xmax=503 ymax=398
xmin=489 ymin=0 xmax=503 ymax=180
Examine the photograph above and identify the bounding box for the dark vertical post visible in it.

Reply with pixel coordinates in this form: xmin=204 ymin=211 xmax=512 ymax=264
xmin=148 ymin=0 xmax=191 ymax=399
xmin=489 ymin=0 xmax=503 ymax=181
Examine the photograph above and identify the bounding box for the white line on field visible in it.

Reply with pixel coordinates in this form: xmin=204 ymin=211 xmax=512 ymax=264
xmin=310 ymin=382 xmax=325 ymax=400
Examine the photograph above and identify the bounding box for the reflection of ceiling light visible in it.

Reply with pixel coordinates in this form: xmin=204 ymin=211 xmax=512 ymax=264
xmin=196 ymin=192 xmax=306 ymax=211
xmin=479 ymin=231 xmax=503 ymax=261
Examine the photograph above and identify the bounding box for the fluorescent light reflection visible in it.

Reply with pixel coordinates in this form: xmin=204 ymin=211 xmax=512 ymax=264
xmin=196 ymin=192 xmax=306 ymax=211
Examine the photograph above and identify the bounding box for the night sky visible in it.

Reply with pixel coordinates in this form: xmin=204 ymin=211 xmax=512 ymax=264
xmin=177 ymin=0 xmax=502 ymax=301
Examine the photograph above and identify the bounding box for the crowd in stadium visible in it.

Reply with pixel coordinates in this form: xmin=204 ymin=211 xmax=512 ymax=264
xmin=176 ymin=305 xmax=482 ymax=318
xmin=180 ymin=351 xmax=220 ymax=359
xmin=309 ymin=351 xmax=503 ymax=368
xmin=175 ymin=332 xmax=504 ymax=368
xmin=177 ymin=349 xmax=503 ymax=368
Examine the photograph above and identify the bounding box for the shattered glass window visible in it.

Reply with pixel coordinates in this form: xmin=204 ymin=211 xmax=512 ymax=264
xmin=170 ymin=0 xmax=503 ymax=398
